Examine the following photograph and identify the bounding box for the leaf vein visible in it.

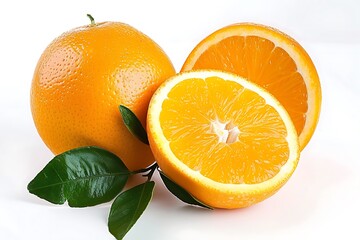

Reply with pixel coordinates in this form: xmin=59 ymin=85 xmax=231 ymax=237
xmin=28 ymin=172 xmax=129 ymax=191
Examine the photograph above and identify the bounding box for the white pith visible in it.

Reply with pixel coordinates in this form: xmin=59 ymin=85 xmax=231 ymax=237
xmin=148 ymin=70 xmax=300 ymax=194
xmin=211 ymin=119 xmax=240 ymax=144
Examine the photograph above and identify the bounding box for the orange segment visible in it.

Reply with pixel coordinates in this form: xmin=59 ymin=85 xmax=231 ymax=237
xmin=181 ymin=23 xmax=321 ymax=150
xmin=147 ymin=70 xmax=300 ymax=209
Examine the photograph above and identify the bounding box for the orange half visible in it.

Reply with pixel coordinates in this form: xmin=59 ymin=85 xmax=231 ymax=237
xmin=147 ymin=70 xmax=300 ymax=209
xmin=181 ymin=23 xmax=321 ymax=150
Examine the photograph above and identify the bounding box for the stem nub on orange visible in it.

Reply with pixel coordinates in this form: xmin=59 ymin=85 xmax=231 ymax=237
xmin=31 ymin=17 xmax=175 ymax=171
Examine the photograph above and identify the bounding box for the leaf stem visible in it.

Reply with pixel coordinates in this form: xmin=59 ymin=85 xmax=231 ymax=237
xmin=131 ymin=162 xmax=158 ymax=181
xmin=143 ymin=164 xmax=157 ymax=182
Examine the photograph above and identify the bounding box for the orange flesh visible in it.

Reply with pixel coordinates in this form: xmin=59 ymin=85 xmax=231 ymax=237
xmin=191 ymin=36 xmax=308 ymax=136
xmin=160 ymin=76 xmax=290 ymax=184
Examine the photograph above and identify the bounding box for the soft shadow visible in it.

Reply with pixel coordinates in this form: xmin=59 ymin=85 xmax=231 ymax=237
xmin=220 ymin=154 xmax=352 ymax=232
xmin=146 ymin=154 xmax=351 ymax=236
xmin=150 ymin=173 xmax=181 ymax=208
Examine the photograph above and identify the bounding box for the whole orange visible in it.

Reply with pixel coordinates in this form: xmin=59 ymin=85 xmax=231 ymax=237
xmin=30 ymin=17 xmax=175 ymax=171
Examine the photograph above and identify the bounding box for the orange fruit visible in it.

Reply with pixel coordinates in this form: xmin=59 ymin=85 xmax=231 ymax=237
xmin=181 ymin=23 xmax=321 ymax=150
xmin=147 ymin=70 xmax=300 ymax=209
xmin=31 ymin=16 xmax=176 ymax=171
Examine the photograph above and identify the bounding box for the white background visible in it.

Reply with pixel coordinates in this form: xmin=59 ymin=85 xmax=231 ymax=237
xmin=1 ymin=0 xmax=360 ymax=239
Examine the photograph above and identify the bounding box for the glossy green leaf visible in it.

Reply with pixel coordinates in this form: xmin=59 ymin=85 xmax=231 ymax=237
xmin=27 ymin=146 xmax=130 ymax=207
xmin=119 ymin=105 xmax=149 ymax=145
xmin=108 ymin=181 xmax=155 ymax=240
xmin=159 ymin=171 xmax=212 ymax=209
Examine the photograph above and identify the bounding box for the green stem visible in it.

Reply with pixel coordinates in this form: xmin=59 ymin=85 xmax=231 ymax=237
xmin=144 ymin=164 xmax=157 ymax=182
xmin=86 ymin=14 xmax=95 ymax=26
xmin=131 ymin=163 xmax=158 ymax=181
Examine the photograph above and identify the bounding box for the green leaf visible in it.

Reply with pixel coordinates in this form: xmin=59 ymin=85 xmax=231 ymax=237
xmin=108 ymin=181 xmax=155 ymax=240
xmin=119 ymin=105 xmax=149 ymax=145
xmin=27 ymin=146 xmax=130 ymax=207
xmin=159 ymin=171 xmax=212 ymax=209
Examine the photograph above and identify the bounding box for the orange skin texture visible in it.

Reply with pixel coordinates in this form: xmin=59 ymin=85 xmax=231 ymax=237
xmin=31 ymin=21 xmax=175 ymax=171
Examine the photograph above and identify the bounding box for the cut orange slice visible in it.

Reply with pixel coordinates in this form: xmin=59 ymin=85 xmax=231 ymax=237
xmin=181 ymin=23 xmax=321 ymax=150
xmin=147 ymin=70 xmax=300 ymax=209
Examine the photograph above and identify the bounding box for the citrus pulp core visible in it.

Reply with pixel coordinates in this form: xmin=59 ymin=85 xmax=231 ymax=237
xmin=159 ymin=76 xmax=290 ymax=185
xmin=147 ymin=70 xmax=300 ymax=208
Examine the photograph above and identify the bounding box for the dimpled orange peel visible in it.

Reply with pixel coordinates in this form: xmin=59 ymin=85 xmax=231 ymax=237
xmin=31 ymin=15 xmax=176 ymax=170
